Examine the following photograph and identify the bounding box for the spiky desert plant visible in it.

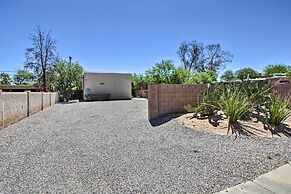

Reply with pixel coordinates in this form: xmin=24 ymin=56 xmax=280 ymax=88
xmin=264 ymin=95 xmax=291 ymax=126
xmin=215 ymin=87 xmax=252 ymax=134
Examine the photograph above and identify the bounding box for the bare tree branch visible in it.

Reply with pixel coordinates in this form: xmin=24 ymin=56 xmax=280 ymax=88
xmin=177 ymin=41 xmax=233 ymax=73
xmin=24 ymin=26 xmax=57 ymax=91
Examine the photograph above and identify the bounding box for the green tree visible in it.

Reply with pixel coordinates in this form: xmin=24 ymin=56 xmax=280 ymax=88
xmin=144 ymin=60 xmax=193 ymax=84
xmin=220 ymin=70 xmax=236 ymax=81
xmin=13 ymin=69 xmax=34 ymax=85
xmin=0 ymin=72 xmax=12 ymax=84
xmin=187 ymin=70 xmax=217 ymax=84
xmin=235 ymin=68 xmax=261 ymax=80
xmin=144 ymin=60 xmax=177 ymax=84
xmin=132 ymin=73 xmax=144 ymax=90
xmin=263 ymin=64 xmax=291 ymax=76
xmin=172 ymin=67 xmax=192 ymax=84
xmin=25 ymin=26 xmax=58 ymax=91
xmin=51 ymin=60 xmax=84 ymax=102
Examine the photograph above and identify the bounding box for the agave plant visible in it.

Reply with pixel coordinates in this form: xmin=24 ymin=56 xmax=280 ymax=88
xmin=215 ymin=87 xmax=252 ymax=134
xmin=264 ymin=95 xmax=291 ymax=126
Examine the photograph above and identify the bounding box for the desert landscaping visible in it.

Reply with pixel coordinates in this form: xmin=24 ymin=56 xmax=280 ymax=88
xmin=177 ymin=112 xmax=291 ymax=138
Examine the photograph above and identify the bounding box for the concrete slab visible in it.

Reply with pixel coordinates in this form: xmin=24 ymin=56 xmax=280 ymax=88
xmin=216 ymin=181 xmax=273 ymax=194
xmin=254 ymin=163 xmax=291 ymax=194
xmin=216 ymin=163 xmax=291 ymax=194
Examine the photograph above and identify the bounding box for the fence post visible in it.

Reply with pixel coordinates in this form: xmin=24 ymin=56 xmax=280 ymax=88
xmin=0 ymin=90 xmax=4 ymax=129
xmin=27 ymin=91 xmax=31 ymax=116
xmin=49 ymin=92 xmax=52 ymax=106
xmin=41 ymin=91 xmax=44 ymax=110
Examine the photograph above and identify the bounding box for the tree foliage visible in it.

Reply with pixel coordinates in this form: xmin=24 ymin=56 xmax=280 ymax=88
xmin=137 ymin=60 xmax=217 ymax=85
xmin=132 ymin=73 xmax=144 ymax=90
xmin=25 ymin=26 xmax=58 ymax=91
xmin=186 ymin=70 xmax=217 ymax=84
xmin=172 ymin=67 xmax=192 ymax=84
xmin=177 ymin=41 xmax=233 ymax=73
xmin=235 ymin=67 xmax=261 ymax=80
xmin=220 ymin=70 xmax=235 ymax=81
xmin=263 ymin=64 xmax=291 ymax=76
xmin=13 ymin=69 xmax=34 ymax=85
xmin=144 ymin=60 xmax=179 ymax=84
xmin=51 ymin=60 xmax=83 ymax=102
xmin=0 ymin=72 xmax=12 ymax=85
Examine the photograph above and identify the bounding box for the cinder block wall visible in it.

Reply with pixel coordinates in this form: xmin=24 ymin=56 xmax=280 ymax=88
xmin=148 ymin=82 xmax=291 ymax=120
xmin=272 ymin=82 xmax=291 ymax=101
xmin=148 ymin=84 xmax=208 ymax=120
xmin=0 ymin=91 xmax=59 ymax=129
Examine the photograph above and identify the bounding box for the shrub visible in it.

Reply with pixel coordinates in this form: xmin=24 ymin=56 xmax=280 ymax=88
xmin=184 ymin=86 xmax=221 ymax=117
xmin=184 ymin=104 xmax=210 ymax=118
xmin=237 ymin=80 xmax=271 ymax=107
xmin=187 ymin=83 xmax=252 ymax=134
xmin=264 ymin=95 xmax=291 ymax=126
xmin=215 ymin=87 xmax=252 ymax=134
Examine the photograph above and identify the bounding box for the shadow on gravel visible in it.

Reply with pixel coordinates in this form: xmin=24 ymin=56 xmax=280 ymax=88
xmin=264 ymin=124 xmax=291 ymax=138
xmin=207 ymin=114 xmax=224 ymax=127
xmin=229 ymin=122 xmax=257 ymax=137
xmin=149 ymin=113 xmax=182 ymax=127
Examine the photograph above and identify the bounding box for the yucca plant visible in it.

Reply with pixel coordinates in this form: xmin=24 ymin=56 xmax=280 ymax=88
xmin=215 ymin=87 xmax=252 ymax=134
xmin=264 ymin=95 xmax=291 ymax=126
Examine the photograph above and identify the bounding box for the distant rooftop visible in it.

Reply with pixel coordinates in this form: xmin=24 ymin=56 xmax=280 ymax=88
xmin=218 ymin=75 xmax=291 ymax=83
xmin=0 ymin=85 xmax=41 ymax=92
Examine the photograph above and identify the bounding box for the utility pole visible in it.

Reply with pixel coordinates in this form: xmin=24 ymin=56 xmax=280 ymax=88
xmin=69 ymin=56 xmax=72 ymax=65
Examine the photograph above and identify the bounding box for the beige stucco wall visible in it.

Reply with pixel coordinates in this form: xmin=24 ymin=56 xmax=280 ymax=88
xmin=29 ymin=92 xmax=42 ymax=115
xmin=83 ymin=73 xmax=132 ymax=100
xmin=51 ymin=92 xmax=59 ymax=104
xmin=2 ymin=92 xmax=28 ymax=127
xmin=43 ymin=92 xmax=50 ymax=109
xmin=0 ymin=91 xmax=59 ymax=129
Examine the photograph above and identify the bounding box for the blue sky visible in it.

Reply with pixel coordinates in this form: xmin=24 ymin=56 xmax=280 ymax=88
xmin=0 ymin=0 xmax=291 ymax=75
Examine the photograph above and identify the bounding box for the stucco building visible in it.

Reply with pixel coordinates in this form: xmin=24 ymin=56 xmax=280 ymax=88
xmin=83 ymin=72 xmax=132 ymax=100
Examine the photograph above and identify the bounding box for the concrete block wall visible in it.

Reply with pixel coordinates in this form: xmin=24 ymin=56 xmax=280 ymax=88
xmin=0 ymin=91 xmax=59 ymax=129
xmin=148 ymin=84 xmax=208 ymax=120
xmin=272 ymin=82 xmax=291 ymax=102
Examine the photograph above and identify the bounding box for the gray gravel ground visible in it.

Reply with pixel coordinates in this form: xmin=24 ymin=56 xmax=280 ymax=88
xmin=0 ymin=99 xmax=290 ymax=193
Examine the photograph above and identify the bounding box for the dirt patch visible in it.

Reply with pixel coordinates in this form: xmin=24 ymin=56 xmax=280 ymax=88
xmin=176 ymin=112 xmax=291 ymax=138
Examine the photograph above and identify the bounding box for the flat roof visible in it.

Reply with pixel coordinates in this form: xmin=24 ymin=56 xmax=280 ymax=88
xmin=0 ymin=85 xmax=40 ymax=90
xmin=84 ymin=72 xmax=131 ymax=75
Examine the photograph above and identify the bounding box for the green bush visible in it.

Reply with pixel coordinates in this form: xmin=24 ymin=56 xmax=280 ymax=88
xmin=187 ymin=82 xmax=253 ymax=133
xmin=264 ymin=95 xmax=291 ymax=126
xmin=216 ymin=87 xmax=252 ymax=133
xmin=236 ymin=80 xmax=271 ymax=106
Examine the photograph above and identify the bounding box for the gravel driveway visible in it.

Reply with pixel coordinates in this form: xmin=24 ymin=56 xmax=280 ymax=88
xmin=0 ymin=99 xmax=290 ymax=193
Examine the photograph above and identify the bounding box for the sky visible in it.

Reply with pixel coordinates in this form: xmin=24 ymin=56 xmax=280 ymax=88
xmin=0 ymin=0 xmax=291 ymax=75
